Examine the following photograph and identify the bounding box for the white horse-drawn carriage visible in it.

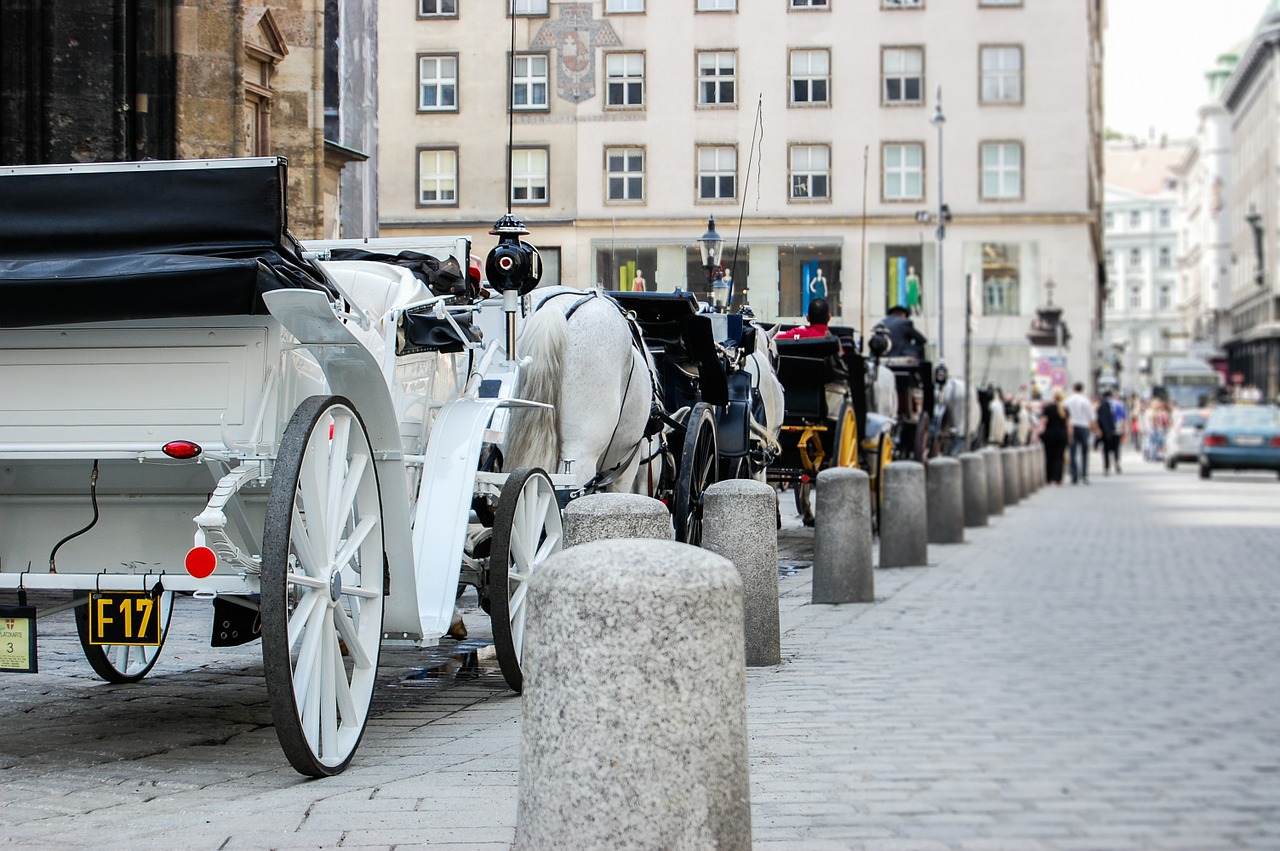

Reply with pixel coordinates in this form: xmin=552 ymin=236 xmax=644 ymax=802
xmin=0 ymin=157 xmax=566 ymax=776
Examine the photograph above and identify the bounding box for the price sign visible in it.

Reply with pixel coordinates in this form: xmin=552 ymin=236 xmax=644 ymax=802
xmin=0 ymin=606 xmax=38 ymax=673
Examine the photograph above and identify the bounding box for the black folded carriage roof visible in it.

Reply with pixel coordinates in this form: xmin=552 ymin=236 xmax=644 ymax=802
xmin=0 ymin=157 xmax=334 ymax=328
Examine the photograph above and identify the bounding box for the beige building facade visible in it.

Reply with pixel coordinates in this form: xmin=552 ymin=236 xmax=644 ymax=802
xmin=379 ymin=0 xmax=1103 ymax=394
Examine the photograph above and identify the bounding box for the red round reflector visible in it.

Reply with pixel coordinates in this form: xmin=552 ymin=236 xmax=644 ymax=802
xmin=185 ymin=546 xmax=217 ymax=579
xmin=162 ymin=440 xmax=203 ymax=460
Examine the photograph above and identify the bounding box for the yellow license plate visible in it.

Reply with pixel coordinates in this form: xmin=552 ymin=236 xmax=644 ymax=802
xmin=87 ymin=592 xmax=161 ymax=646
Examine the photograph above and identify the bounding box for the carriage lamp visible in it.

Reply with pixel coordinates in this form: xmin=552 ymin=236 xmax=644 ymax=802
xmin=697 ymin=216 xmax=725 ymax=305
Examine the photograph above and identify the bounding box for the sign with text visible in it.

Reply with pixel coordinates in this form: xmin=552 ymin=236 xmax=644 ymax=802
xmin=0 ymin=606 xmax=38 ymax=673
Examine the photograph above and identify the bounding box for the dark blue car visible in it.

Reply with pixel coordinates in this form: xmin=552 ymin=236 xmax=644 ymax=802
xmin=1198 ymin=404 xmax=1280 ymax=479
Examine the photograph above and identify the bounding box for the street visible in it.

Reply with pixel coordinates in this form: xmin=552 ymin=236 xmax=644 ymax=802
xmin=0 ymin=449 xmax=1278 ymax=850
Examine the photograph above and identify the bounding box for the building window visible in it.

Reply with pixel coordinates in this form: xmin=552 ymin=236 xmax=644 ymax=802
xmin=1104 ymin=211 xmax=1114 ymax=230
xmin=882 ymin=47 xmax=924 ymax=105
xmin=790 ymin=144 xmax=830 ymax=201
xmin=791 ymin=0 xmax=828 ymax=7
xmin=418 ymin=55 xmax=458 ymax=112
xmin=606 ymin=147 xmax=644 ymax=202
xmin=1105 ymin=249 xmax=1115 ymax=269
xmin=697 ymin=0 xmax=736 ymax=10
xmin=1128 ymin=248 xmax=1142 ymax=266
xmin=512 ymin=54 xmax=549 ymax=110
xmin=606 ymin=0 xmax=645 ymax=11
xmin=607 ymin=53 xmax=645 ymax=108
xmin=417 ymin=149 xmax=457 ymax=206
xmin=882 ymin=142 xmax=923 ymax=201
xmin=790 ymin=49 xmax=830 ymax=105
xmin=698 ymin=51 xmax=736 ymax=106
xmin=883 ymin=0 xmax=923 ymax=6
xmin=1158 ymin=208 xmax=1171 ymax=228
xmin=511 ymin=148 xmax=548 ymax=204
xmin=511 ymin=0 xmax=548 ymax=14
xmin=1129 ymin=210 xmax=1141 ymax=228
xmin=1158 ymin=246 xmax=1172 ymax=268
xmin=980 ymin=46 xmax=1022 ymax=104
xmin=980 ymin=141 xmax=1022 ymax=200
xmin=1159 ymin=284 xmax=1172 ymax=309
xmin=418 ymin=0 xmax=457 ymax=17
xmin=1128 ymin=285 xmax=1141 ymax=309
xmin=698 ymin=145 xmax=736 ymax=201
xmin=1106 ymin=288 xmax=1116 ymax=310
xmin=982 ymin=243 xmax=1020 ymax=316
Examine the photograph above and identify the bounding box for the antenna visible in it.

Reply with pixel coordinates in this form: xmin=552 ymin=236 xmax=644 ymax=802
xmin=859 ymin=145 xmax=869 ymax=348
xmin=730 ymin=95 xmax=765 ymax=308
xmin=505 ymin=5 xmax=517 ymax=215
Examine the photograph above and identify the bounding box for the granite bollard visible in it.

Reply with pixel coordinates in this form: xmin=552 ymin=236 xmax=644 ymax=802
xmin=880 ymin=461 xmax=928 ymax=567
xmin=563 ymin=492 xmax=672 ymax=547
xmin=812 ymin=467 xmax=874 ymax=603
xmin=926 ymin=457 xmax=964 ymax=544
xmin=702 ymin=479 xmax=781 ymax=666
xmin=959 ymin=452 xmax=989 ymax=527
xmin=515 ymin=539 xmax=751 ymax=850
xmin=1001 ymin=448 xmax=1021 ymax=506
xmin=983 ymin=448 xmax=1005 ymax=517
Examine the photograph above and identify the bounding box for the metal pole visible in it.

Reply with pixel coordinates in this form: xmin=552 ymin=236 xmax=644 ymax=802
xmin=963 ymin=273 xmax=972 ymax=447
xmin=932 ymin=87 xmax=946 ymax=362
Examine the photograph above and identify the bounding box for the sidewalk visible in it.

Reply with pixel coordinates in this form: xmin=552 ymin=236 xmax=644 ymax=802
xmin=1 ymin=453 xmax=1278 ymax=849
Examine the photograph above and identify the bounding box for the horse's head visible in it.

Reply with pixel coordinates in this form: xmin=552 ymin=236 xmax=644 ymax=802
xmin=756 ymin=322 xmax=781 ymax=372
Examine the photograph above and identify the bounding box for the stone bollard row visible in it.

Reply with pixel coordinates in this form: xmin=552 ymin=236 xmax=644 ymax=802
xmin=702 ymin=480 xmax=781 ymax=667
xmin=880 ymin=461 xmax=928 ymax=567
xmin=983 ymin=448 xmax=1005 ymax=517
xmin=959 ymin=452 xmax=989 ymax=527
xmin=812 ymin=467 xmax=874 ymax=603
xmin=515 ymin=539 xmax=752 ymax=850
xmin=926 ymin=457 xmax=964 ymax=544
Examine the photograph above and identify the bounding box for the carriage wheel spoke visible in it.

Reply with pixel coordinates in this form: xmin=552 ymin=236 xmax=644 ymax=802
xmin=333 ymin=603 xmax=374 ymax=670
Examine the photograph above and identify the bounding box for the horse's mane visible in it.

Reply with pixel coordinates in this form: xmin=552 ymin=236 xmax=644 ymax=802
xmin=505 ymin=299 xmax=568 ymax=471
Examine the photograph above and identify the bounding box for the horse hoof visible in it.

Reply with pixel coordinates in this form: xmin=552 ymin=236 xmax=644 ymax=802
xmin=445 ymin=620 xmax=468 ymax=640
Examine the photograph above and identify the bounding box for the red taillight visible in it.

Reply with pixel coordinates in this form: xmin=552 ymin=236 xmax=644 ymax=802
xmin=1203 ymin=434 xmax=1228 ymax=447
xmin=1269 ymin=436 xmax=1280 ymax=448
xmin=162 ymin=440 xmax=203 ymax=460
xmin=185 ymin=546 xmax=217 ymax=578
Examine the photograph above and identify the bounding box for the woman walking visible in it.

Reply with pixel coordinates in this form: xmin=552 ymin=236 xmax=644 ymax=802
xmin=1039 ymin=388 xmax=1071 ymax=485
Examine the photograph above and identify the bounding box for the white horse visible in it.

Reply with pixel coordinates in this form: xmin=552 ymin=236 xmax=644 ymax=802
xmin=934 ymin=374 xmax=983 ymax=453
xmin=987 ymin=391 xmax=1009 ymax=446
xmin=741 ymin=323 xmax=785 ymax=478
xmin=504 ymin=287 xmax=655 ymax=493
xmin=868 ymin=361 xmax=898 ymax=419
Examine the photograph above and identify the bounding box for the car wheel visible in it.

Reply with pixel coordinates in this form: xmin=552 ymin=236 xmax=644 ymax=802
xmin=1166 ymin=457 xmax=1176 ymax=470
xmin=1199 ymin=461 xmax=1211 ymax=480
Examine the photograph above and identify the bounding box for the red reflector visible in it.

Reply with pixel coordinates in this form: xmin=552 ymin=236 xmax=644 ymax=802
xmin=185 ymin=546 xmax=217 ymax=579
xmin=800 ymin=474 xmax=811 ymax=483
xmin=329 ymin=422 xmax=335 ymax=440
xmin=1203 ymin=434 xmax=1228 ymax=447
xmin=162 ymin=440 xmax=203 ymax=460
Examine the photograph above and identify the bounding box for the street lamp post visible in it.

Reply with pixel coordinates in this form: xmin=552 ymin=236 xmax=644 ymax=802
xmin=1246 ymin=208 xmax=1265 ymax=288
xmin=931 ymin=87 xmax=946 ymax=362
xmin=697 ymin=216 xmax=727 ymax=309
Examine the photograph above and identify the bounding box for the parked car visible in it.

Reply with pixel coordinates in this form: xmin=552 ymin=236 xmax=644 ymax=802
xmin=1198 ymin=404 xmax=1280 ymax=479
xmin=1166 ymin=408 xmax=1209 ymax=469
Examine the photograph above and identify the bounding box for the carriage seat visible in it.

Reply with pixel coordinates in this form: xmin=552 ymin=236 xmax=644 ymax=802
xmin=776 ymin=336 xmax=845 ymax=422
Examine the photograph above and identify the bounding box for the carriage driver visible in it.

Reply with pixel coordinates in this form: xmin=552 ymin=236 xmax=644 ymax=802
xmin=870 ymin=304 xmax=929 ymax=421
xmin=776 ymin=297 xmax=831 ymax=340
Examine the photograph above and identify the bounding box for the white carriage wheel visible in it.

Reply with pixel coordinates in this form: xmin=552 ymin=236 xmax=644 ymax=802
xmin=261 ymin=395 xmax=385 ymax=777
xmin=488 ymin=467 xmax=562 ymax=694
xmin=74 ymin=591 xmax=175 ymax=684
xmin=674 ymin=402 xmax=718 ymax=546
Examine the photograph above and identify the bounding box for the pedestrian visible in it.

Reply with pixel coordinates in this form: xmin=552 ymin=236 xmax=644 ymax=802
xmin=1096 ymin=390 xmax=1122 ymax=475
xmin=776 ymin=297 xmax=831 ymax=340
xmin=1038 ymin=389 xmax=1070 ymax=485
xmin=1063 ymin=381 xmax=1097 ymax=484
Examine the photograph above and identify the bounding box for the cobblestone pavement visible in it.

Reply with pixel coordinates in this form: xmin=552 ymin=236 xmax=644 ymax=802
xmin=0 ymin=449 xmax=1278 ymax=849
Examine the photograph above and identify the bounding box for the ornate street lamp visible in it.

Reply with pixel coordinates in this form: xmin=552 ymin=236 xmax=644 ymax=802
xmin=697 ymin=216 xmax=726 ymax=308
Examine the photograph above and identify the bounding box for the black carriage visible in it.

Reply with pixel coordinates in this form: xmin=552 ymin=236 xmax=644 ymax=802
xmin=769 ymin=327 xmax=896 ymax=528
xmin=606 ymin=290 xmax=765 ymax=545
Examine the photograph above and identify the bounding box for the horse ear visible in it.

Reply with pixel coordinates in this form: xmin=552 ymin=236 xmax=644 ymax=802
xmin=766 ymin=324 xmax=781 ymax=340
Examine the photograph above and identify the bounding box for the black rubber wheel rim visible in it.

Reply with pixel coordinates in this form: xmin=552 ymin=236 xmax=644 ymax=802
xmin=674 ymin=403 xmax=718 ymax=545
xmin=260 ymin=395 xmax=385 ymax=778
xmin=489 ymin=467 xmax=563 ymax=694
xmin=794 ymin=480 xmax=815 ymax=527
xmin=75 ymin=591 xmax=175 ymax=684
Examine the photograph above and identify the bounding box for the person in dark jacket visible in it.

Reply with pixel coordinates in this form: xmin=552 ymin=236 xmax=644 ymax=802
xmin=1038 ymin=389 xmax=1071 ymax=485
xmin=877 ymin=304 xmax=927 ymax=364
xmin=1096 ymin=389 xmax=1122 ymax=475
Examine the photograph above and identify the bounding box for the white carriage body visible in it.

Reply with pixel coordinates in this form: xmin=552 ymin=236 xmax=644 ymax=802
xmin=0 ymin=159 xmax=506 ymax=644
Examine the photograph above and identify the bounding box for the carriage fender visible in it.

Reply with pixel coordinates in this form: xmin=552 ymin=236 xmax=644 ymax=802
xmin=410 ymin=396 xmax=548 ymax=638
xmin=262 ymin=288 xmax=419 ymax=634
